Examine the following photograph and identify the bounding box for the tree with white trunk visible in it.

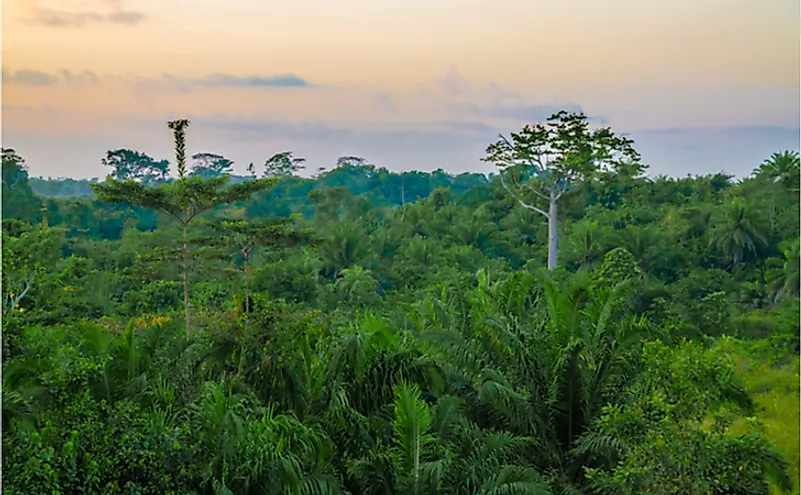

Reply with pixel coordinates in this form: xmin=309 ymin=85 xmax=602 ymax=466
xmin=483 ymin=111 xmax=643 ymax=270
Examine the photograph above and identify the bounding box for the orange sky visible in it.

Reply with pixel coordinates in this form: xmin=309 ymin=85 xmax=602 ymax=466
xmin=2 ymin=0 xmax=799 ymax=178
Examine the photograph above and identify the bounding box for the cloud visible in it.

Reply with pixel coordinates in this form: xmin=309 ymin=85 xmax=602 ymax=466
xmin=192 ymin=116 xmax=354 ymax=143
xmin=3 ymin=68 xmax=99 ymax=85
xmin=438 ymin=69 xmax=474 ymax=96
xmin=127 ymin=72 xmax=314 ymax=93
xmin=58 ymin=69 xmax=100 ymax=84
xmin=431 ymin=69 xmax=526 ymax=106
xmin=31 ymin=8 xmax=145 ymax=26
xmin=104 ymin=10 xmax=146 ymax=24
xmin=193 ymin=73 xmax=310 ymax=88
xmin=1 ymin=104 xmax=63 ymax=118
xmin=136 ymin=115 xmax=500 ymax=146
xmin=3 ymin=68 xmax=310 ymax=90
xmin=2 ymin=69 xmax=58 ymax=86
xmin=427 ymin=69 xmax=589 ymax=125
xmin=25 ymin=0 xmax=146 ymax=27
xmin=373 ymin=93 xmax=398 ymax=115
xmin=5 ymin=67 xmax=796 ymax=180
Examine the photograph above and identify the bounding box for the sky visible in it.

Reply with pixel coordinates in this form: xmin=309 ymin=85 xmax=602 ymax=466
xmin=2 ymin=0 xmax=799 ymax=179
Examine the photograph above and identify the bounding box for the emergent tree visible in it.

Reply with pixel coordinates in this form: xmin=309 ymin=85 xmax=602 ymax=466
xmin=264 ymin=151 xmax=306 ymax=178
xmin=191 ymin=152 xmax=235 ymax=179
xmin=483 ymin=111 xmax=643 ymax=270
xmin=101 ymin=149 xmax=169 ymax=185
xmin=91 ymin=119 xmax=276 ymax=333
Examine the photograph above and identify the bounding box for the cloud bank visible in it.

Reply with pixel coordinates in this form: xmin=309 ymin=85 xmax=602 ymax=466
xmin=24 ymin=0 xmax=146 ymax=27
xmin=2 ymin=66 xmax=798 ymax=180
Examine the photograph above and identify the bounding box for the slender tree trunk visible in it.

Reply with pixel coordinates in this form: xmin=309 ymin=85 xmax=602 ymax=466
xmin=243 ymin=250 xmax=250 ymax=325
xmin=547 ymin=198 xmax=558 ymax=270
xmin=239 ymin=251 xmax=250 ymax=375
xmin=182 ymin=222 xmax=191 ymax=334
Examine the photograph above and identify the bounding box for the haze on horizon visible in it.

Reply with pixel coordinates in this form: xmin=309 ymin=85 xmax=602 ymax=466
xmin=2 ymin=0 xmax=799 ymax=180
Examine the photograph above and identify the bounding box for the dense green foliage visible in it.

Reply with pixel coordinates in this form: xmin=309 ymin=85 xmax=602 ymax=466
xmin=2 ymin=123 xmax=799 ymax=494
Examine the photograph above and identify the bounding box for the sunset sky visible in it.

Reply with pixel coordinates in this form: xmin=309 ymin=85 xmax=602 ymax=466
xmin=2 ymin=0 xmax=799 ymax=179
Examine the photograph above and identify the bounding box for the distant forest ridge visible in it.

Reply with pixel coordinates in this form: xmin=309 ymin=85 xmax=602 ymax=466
xmin=29 ymin=166 xmax=491 ymax=200
xmin=28 ymin=165 xmax=740 ymax=200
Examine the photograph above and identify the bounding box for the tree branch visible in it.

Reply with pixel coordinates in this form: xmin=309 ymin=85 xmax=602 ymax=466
xmin=554 ymin=181 xmax=569 ymax=201
xmin=7 ymin=276 xmax=34 ymax=311
xmin=158 ymin=208 xmax=185 ymax=225
xmin=498 ymin=134 xmax=546 ymax=173
xmin=499 ymin=170 xmax=549 ymax=218
xmin=522 ymin=183 xmax=550 ymax=201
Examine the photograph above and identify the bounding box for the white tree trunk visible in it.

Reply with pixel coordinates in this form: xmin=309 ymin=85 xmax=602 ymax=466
xmin=547 ymin=199 xmax=558 ymax=270
xmin=182 ymin=223 xmax=191 ymax=334
xmin=497 ymin=170 xmax=562 ymax=270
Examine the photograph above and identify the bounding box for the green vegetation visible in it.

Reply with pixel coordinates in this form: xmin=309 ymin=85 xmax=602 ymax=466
xmin=2 ymin=113 xmax=799 ymax=495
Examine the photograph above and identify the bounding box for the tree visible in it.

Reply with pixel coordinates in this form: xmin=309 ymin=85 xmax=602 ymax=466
xmin=752 ymin=150 xmax=800 ymax=191
xmin=264 ymin=151 xmax=306 ymax=178
xmin=562 ymin=220 xmax=612 ymax=271
xmin=596 ymin=247 xmax=642 ymax=286
xmin=417 ymin=270 xmax=654 ymax=492
xmin=483 ymin=111 xmax=643 ymax=270
xmin=2 ymin=149 xmax=30 ymax=191
xmin=709 ymin=198 xmax=768 ymax=267
xmin=190 ymin=152 xmax=234 ymax=179
xmin=318 ymin=221 xmax=370 ymax=277
xmin=585 ymin=340 xmax=792 ymax=494
xmin=2 ymin=149 xmax=42 ymax=223
xmin=101 ymin=149 xmax=169 ymax=185
xmin=334 ymin=266 xmax=381 ymax=308
xmin=91 ymin=119 xmax=276 ymax=333
xmin=336 ymin=156 xmax=371 ymax=168
xmin=765 ymin=238 xmax=800 ymax=301
xmin=200 ymin=217 xmax=311 ymax=317
xmin=2 ymin=225 xmax=64 ymax=314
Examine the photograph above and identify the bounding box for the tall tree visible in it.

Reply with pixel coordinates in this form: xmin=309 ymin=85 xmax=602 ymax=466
xmin=336 ymin=156 xmax=371 ymax=168
xmin=483 ymin=111 xmax=643 ymax=270
xmin=191 ymin=152 xmax=234 ymax=179
xmin=264 ymin=151 xmax=306 ymax=178
xmin=101 ymin=149 xmax=169 ymax=185
xmin=91 ymin=119 xmax=276 ymax=333
xmin=1 ymin=149 xmax=42 ymax=223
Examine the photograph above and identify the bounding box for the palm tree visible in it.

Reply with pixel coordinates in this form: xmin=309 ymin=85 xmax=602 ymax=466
xmin=416 ymin=270 xmax=652 ymax=492
xmin=753 ymin=151 xmax=800 ymax=191
xmin=765 ymin=238 xmax=800 ymax=301
xmin=346 ymin=382 xmax=552 ymax=495
xmin=335 ymin=266 xmax=381 ymax=307
xmin=318 ymin=222 xmax=371 ymax=277
xmin=611 ymin=224 xmax=684 ymax=281
xmin=191 ymin=380 xmax=344 ymax=494
xmin=708 ymin=198 xmax=768 ymax=267
xmin=561 ymin=220 xmax=611 ymax=271
xmin=449 ymin=205 xmax=497 ymax=253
